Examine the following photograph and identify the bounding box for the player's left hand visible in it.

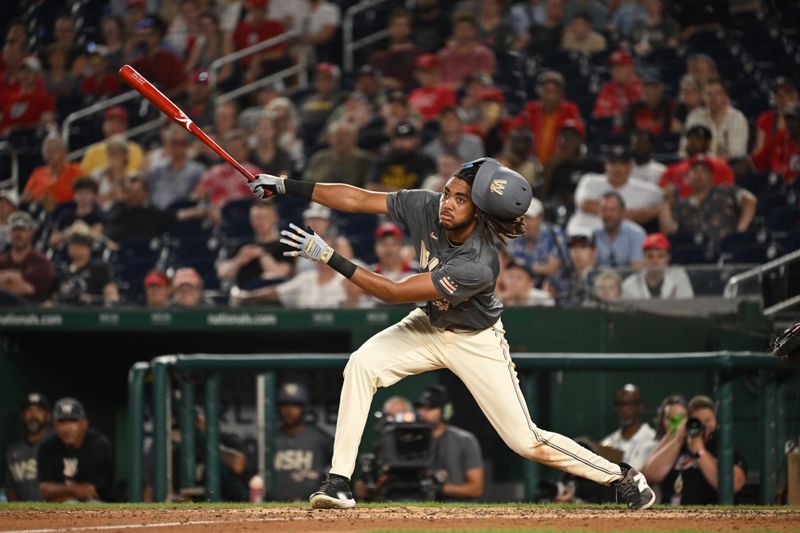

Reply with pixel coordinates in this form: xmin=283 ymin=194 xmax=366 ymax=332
xmin=280 ymin=223 xmax=335 ymax=264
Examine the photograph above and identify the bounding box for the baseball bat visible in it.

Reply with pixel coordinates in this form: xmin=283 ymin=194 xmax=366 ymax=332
xmin=119 ymin=65 xmax=263 ymax=188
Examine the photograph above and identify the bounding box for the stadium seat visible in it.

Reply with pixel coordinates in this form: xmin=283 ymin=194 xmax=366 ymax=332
xmin=766 ymin=207 xmax=800 ymax=234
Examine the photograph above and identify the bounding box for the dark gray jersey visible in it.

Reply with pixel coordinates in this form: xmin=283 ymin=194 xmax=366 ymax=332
xmin=273 ymin=425 xmax=333 ymax=502
xmin=387 ymin=189 xmax=503 ymax=330
xmin=4 ymin=437 xmax=44 ymax=501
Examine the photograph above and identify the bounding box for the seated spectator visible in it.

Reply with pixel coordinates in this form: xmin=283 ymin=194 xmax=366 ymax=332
xmin=265 ymin=97 xmax=305 ymax=170
xmin=624 ymin=70 xmax=673 ymax=137
xmin=642 ymin=395 xmax=747 ymax=505
xmin=497 ymin=260 xmax=555 ymax=306
xmin=510 ymin=0 xmax=549 ymax=44
xmin=459 ymin=71 xmax=494 ymax=125
xmin=184 ymin=11 xmax=233 ymax=86
xmin=105 ymin=177 xmax=175 ymax=243
xmin=80 ymin=106 xmax=145 ymax=176
xmin=92 ymin=135 xmax=137 ymax=211
xmin=438 ymin=13 xmax=496 ymax=88
xmin=629 ymin=0 xmax=679 ymax=56
xmin=38 ymin=398 xmax=115 ymax=502
xmin=463 ymin=86 xmax=506 ymax=157
xmin=178 ymin=70 xmax=215 ymax=128
xmin=299 ymin=63 xmax=343 ymax=146
xmin=372 ymin=222 xmax=414 ymax=282
xmin=0 ymin=22 xmax=27 ymax=94
xmin=424 ymin=107 xmax=485 ymax=163
xmin=164 ymin=0 xmax=202 ymax=59
xmin=477 ymin=0 xmax=516 ymax=53
xmin=659 ymin=154 xmax=757 ymax=247
xmin=659 ymin=125 xmax=734 ymax=199
xmin=295 ymin=0 xmax=341 ymax=64
xmin=540 ymin=120 xmax=603 ymax=208
xmin=129 ymin=16 xmax=186 ymax=97
xmin=629 ymin=129 xmax=666 ymax=185
xmin=682 ymin=79 xmax=748 ymax=160
xmin=610 ymin=0 xmax=647 ymax=39
xmin=146 ymin=125 xmax=206 ymax=209
xmin=250 ymin=113 xmax=294 ymax=178
xmin=0 ymin=212 xmax=55 ymax=303
xmin=646 ymin=395 xmax=689 ymax=472
xmin=80 ymin=45 xmax=121 ymax=103
xmin=144 ymin=270 xmax=170 ymax=308
xmin=0 ymin=188 xmax=18 ymax=250
xmin=516 ymin=70 xmax=583 ymax=166
xmin=593 ymin=269 xmax=622 ymax=301
xmin=753 ymin=78 xmax=799 ymax=153
xmin=4 ymin=393 xmax=52 ymax=501
xmin=561 ymin=11 xmax=607 ymax=55
xmin=593 ymin=191 xmax=646 ymax=269
xmin=506 ymin=197 xmax=565 ymax=281
xmin=621 ymin=232 xmax=694 ymax=300
xmin=523 ymin=0 xmax=566 ymax=51
xmin=685 ymin=54 xmax=719 ymax=90
xmin=600 ymin=384 xmax=656 ymax=470
xmin=233 ymin=0 xmax=287 ymax=84
xmin=0 ymin=57 xmax=55 ymax=136
xmin=370 ymin=122 xmax=435 ymax=192
xmin=592 ymin=50 xmax=642 ymax=126
xmin=320 ymin=92 xmax=374 ymax=146
xmin=51 ymin=15 xmax=86 ymax=75
xmin=194 ymin=101 xmax=239 ymax=167
xmin=217 ymin=201 xmax=293 ymax=289
xmin=750 ymin=102 xmax=800 ymax=183
xmin=421 ymin=151 xmax=462 ymax=192
xmin=171 ymin=267 xmax=207 ymax=308
xmin=22 ymin=135 xmax=83 ymax=211
xmin=671 ymin=75 xmax=704 ymax=133
xmin=544 ymin=227 xmax=599 ymax=305
xmin=99 ymin=15 xmax=126 ymax=71
xmin=497 ymin=128 xmax=543 ymax=188
xmin=568 ymin=145 xmax=663 ymax=234
xmin=408 ymin=54 xmax=457 ymax=122
xmin=42 ymin=44 xmax=78 ymax=104
xmin=304 ymin=120 xmax=375 ymax=187
xmin=411 ymin=0 xmax=450 ymax=52
xmin=353 ymin=66 xmax=386 ymax=111
xmin=192 ymin=130 xmax=263 ymax=207
xmin=52 ymin=222 xmax=119 ymax=306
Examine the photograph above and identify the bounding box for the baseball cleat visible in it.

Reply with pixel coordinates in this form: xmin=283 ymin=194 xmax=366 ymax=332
xmin=309 ymin=474 xmax=356 ymax=509
xmin=613 ymin=463 xmax=656 ymax=510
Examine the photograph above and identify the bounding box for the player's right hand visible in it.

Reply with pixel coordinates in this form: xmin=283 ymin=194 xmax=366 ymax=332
xmin=248 ymin=174 xmax=285 ymax=198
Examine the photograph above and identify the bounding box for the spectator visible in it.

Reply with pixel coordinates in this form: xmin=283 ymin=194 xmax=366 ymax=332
xmin=42 ymin=44 xmax=79 ymax=104
xmin=371 ymin=122 xmax=435 ymax=192
xmin=47 ymin=178 xmax=104 ymax=250
xmin=568 ymin=145 xmax=663 ymax=234
xmin=146 ymin=125 xmax=206 ymax=209
xmin=123 ymin=0 xmax=150 ymax=34
xmin=659 ymin=125 xmax=734 ymax=199
xmin=437 ymin=13 xmax=495 ymax=88
xmin=0 ymin=212 xmax=55 ymax=302
xmin=81 ymin=106 xmax=145 ymax=176
xmin=250 ymin=113 xmax=294 ymax=178
xmin=192 ymin=130 xmax=263 ymax=207
xmin=129 ymin=17 xmax=186 ymax=97
xmin=273 ymin=382 xmax=334 ymax=502
xmin=424 ymin=107 xmax=485 ymax=163
xmin=463 ymin=86 xmax=506 ymax=157
xmin=164 ymin=0 xmax=202 ymax=59
xmin=659 ymin=154 xmax=757 ymax=247
xmin=652 ymin=395 xmax=689 ymax=442
xmin=624 ymin=70 xmax=673 ymax=137
xmin=299 ymin=63 xmax=343 ymax=146
xmin=414 ymin=385 xmax=484 ymax=501
xmin=92 ymin=134 xmax=137 ymax=211
xmin=80 ymin=45 xmax=122 ymax=104
xmin=171 ymin=267 xmax=206 ymax=307
xmin=4 ymin=393 xmax=51 ymax=501
xmin=561 ymin=11 xmax=607 ymax=55
xmin=304 ymin=120 xmax=375 ymax=187
xmin=683 ymin=79 xmax=748 ymax=160
xmin=518 ymin=71 xmax=583 ymax=166
xmin=753 ymin=78 xmax=799 ymax=153
xmin=477 ymin=0 xmax=516 ymax=53
xmin=184 ymin=11 xmax=233 ymax=85
xmin=592 ymin=50 xmax=642 ymax=127
xmin=144 ymin=270 xmax=170 ymax=308
xmin=610 ymin=0 xmax=647 ymax=39
xmin=0 ymin=56 xmax=55 ymax=136
xmin=0 ymin=21 xmax=28 ymax=94
xmin=51 ymin=15 xmax=86 ymax=75
xmin=524 ymin=0 xmax=566 ymax=51
xmin=233 ymin=0 xmax=287 ymax=84
xmin=265 ymin=97 xmax=305 ymax=170
xmin=506 ymin=197 xmax=565 ymax=281
xmin=629 ymin=129 xmax=666 ymax=185
xmin=296 ymin=0 xmax=341 ymax=64
xmin=217 ymin=201 xmax=293 ymax=289
xmin=540 ymin=120 xmax=603 ymax=208
xmin=178 ymin=70 xmax=215 ymax=128
xmin=99 ymin=16 xmax=126 ymax=71
xmin=671 ymin=75 xmax=704 ymax=134
xmin=593 ymin=191 xmax=646 ymax=269
xmin=22 ymin=135 xmax=83 ymax=210
xmin=497 ymin=127 xmax=543 ymax=188
xmin=38 ymin=398 xmax=115 ymax=502
xmin=104 ymin=177 xmax=175 ymax=242
xmin=421 ymin=151 xmax=463 ymax=192
xmin=600 ymin=384 xmax=656 ymax=470
xmin=593 ymin=269 xmax=622 ymax=301
xmin=53 ymin=222 xmax=119 ymax=306
xmin=642 ymin=395 xmax=747 ymax=505
xmin=544 ymin=227 xmax=599 ymax=305
xmin=621 ymin=232 xmax=694 ymax=299
xmin=411 ymin=0 xmax=451 ymax=53
xmin=510 ymin=0 xmax=548 ymax=41
xmin=629 ymin=0 xmax=679 ymax=56
xmin=0 ymin=188 xmax=18 ymax=250
xmin=685 ymin=54 xmax=719 ymax=90
xmin=353 ymin=66 xmax=386 ymax=111
xmin=370 ymin=222 xmax=414 ymax=281
xmin=408 ymin=54 xmax=458 ymax=121
xmin=459 ymin=71 xmax=494 ymax=124
xmin=750 ymin=102 xmax=800 ymax=183
xmin=322 ymin=91 xmax=374 ymax=145
xmin=497 ymin=260 xmax=555 ymax=306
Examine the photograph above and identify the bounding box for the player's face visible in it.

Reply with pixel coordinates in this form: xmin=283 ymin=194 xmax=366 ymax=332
xmin=22 ymin=405 xmax=50 ymax=434
xmin=54 ymin=419 xmax=88 ymax=448
xmin=690 ymin=407 xmax=717 ymax=438
xmin=439 ymin=178 xmax=477 ymax=231
xmin=278 ymin=404 xmax=304 ymax=427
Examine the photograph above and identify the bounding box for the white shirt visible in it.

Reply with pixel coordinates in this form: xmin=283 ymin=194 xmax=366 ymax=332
xmin=630 ymin=159 xmax=666 ymax=186
xmin=602 ymin=423 xmax=657 ymax=470
xmin=567 ymin=173 xmax=664 ymax=233
xmin=302 ymin=2 xmax=341 ymax=35
xmin=621 ymin=267 xmax=695 ymax=299
xmin=683 ymin=106 xmax=749 ymax=159
xmin=275 ymin=269 xmax=346 ymax=308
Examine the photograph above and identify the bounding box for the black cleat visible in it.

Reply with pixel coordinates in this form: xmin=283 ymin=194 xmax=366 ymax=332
xmin=309 ymin=474 xmax=356 ymax=509
xmin=613 ymin=463 xmax=656 ymax=510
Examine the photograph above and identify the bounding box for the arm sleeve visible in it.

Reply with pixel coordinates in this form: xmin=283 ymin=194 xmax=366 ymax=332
xmin=461 ymin=433 xmax=483 ymax=472
xmin=728 ymin=112 xmax=749 ymax=158
xmin=431 ymin=256 xmax=494 ymax=302
xmin=385 ymin=189 xmax=437 ymax=233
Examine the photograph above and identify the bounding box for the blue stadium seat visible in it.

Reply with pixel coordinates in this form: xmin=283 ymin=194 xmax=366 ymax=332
xmin=766 ymin=207 xmax=800 ymax=233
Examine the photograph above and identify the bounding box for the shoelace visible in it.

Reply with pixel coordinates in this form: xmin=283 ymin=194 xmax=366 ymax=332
xmin=616 ymin=474 xmax=638 ymax=502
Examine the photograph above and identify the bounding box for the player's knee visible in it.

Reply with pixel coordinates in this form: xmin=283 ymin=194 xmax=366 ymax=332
xmin=344 ymin=349 xmax=378 ymax=379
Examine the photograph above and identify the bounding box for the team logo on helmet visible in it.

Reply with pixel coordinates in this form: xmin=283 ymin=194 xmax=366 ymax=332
xmin=489 ymin=179 xmax=507 ymax=196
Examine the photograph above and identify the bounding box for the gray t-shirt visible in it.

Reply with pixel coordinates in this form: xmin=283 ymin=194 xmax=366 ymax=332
xmin=4 ymin=437 xmax=45 ymax=501
xmin=273 ymin=425 xmax=333 ymax=502
xmin=386 ymin=189 xmax=503 ymax=330
xmin=432 ymin=425 xmax=482 ymax=488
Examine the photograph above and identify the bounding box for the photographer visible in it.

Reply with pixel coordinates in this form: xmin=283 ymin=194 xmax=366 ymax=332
xmin=641 ymin=395 xmax=747 ymax=505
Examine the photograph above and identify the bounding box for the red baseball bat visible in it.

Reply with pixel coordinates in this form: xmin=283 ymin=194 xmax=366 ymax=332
xmin=119 ymin=65 xmax=264 ymax=189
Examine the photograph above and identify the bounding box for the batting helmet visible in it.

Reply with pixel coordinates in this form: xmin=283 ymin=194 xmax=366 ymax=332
xmin=466 ymin=158 xmax=532 ymax=220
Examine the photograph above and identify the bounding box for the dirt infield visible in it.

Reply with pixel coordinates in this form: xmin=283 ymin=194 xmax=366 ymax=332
xmin=0 ymin=505 xmax=798 ymax=532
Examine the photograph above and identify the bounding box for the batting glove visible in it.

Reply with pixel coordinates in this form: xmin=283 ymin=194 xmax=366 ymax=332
xmin=280 ymin=223 xmax=334 ymax=264
xmin=248 ymin=174 xmax=285 ymax=199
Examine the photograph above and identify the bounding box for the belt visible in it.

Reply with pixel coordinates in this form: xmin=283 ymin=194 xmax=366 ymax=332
xmin=444 ymin=325 xmax=477 ymax=333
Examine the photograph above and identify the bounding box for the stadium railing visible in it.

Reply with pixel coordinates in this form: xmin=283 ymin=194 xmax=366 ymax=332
xmin=342 ymin=0 xmax=392 ymax=72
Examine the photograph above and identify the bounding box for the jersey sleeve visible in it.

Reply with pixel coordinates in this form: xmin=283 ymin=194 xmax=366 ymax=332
xmin=431 ymin=256 xmax=494 ymax=302
xmin=386 ymin=189 xmax=437 ymax=233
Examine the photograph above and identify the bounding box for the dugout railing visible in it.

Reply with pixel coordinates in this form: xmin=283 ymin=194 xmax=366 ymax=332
xmin=128 ymin=351 xmax=793 ymax=505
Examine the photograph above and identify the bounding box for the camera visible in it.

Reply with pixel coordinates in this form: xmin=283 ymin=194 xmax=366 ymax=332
xmin=685 ymin=416 xmax=706 ymax=437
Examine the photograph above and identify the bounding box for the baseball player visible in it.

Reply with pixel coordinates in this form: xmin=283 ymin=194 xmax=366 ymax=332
xmin=248 ymin=157 xmax=655 ymax=510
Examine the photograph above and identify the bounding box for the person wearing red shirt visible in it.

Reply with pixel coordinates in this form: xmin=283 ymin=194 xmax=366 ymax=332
xmin=753 ymin=78 xmax=799 ymax=153
xmin=129 ymin=17 xmax=186 ymax=97
xmin=515 ymin=70 xmax=583 ymax=165
xmin=593 ymin=50 xmax=642 ymax=125
xmin=192 ymin=130 xmax=263 ymax=207
xmin=80 ymin=46 xmax=120 ymax=102
xmin=751 ymin=103 xmax=800 ymax=183
xmin=22 ymin=135 xmax=84 ymax=211
xmin=659 ymin=124 xmax=733 ymax=199
xmin=624 ymin=70 xmax=674 ymax=136
xmin=0 ymin=22 xmax=28 ymax=95
xmin=0 ymin=57 xmax=55 ymax=136
xmin=233 ymin=0 xmax=286 ymax=78
xmin=407 ymin=54 xmax=457 ymax=121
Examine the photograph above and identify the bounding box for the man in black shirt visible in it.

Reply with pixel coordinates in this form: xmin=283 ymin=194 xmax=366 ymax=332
xmin=53 ymin=222 xmax=118 ymax=306
xmin=37 ymin=397 xmax=115 ymax=502
xmin=4 ymin=393 xmax=52 ymax=501
xmin=370 ymin=122 xmax=436 ymax=192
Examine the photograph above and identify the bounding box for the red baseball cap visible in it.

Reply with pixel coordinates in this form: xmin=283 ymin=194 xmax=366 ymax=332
xmin=375 ymin=222 xmax=404 ymax=240
xmin=315 ymin=62 xmax=340 ymax=78
xmin=144 ymin=272 xmax=169 ymax=288
xmin=415 ymin=53 xmax=440 ymax=71
xmin=688 ymin=153 xmax=713 ymax=170
xmin=248 ymin=0 xmax=268 ymax=7
xmin=189 ymin=69 xmax=209 ymax=85
xmin=104 ymin=106 xmax=128 ymax=123
xmin=478 ymin=86 xmax=504 ymax=104
xmin=610 ymin=50 xmax=633 ymax=66
xmin=559 ymin=118 xmax=586 ymax=137
xmin=643 ymin=232 xmax=670 ymax=251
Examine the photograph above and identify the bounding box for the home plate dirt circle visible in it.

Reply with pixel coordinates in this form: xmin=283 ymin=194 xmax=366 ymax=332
xmin=0 ymin=506 xmax=798 ymax=532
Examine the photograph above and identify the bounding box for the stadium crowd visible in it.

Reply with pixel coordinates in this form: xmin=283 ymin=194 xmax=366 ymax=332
xmin=0 ymin=0 xmax=798 ymax=308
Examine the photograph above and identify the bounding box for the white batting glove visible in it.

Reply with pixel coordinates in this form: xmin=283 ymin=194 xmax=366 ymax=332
xmin=248 ymin=174 xmax=286 ymax=199
xmin=280 ymin=223 xmax=334 ymax=264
